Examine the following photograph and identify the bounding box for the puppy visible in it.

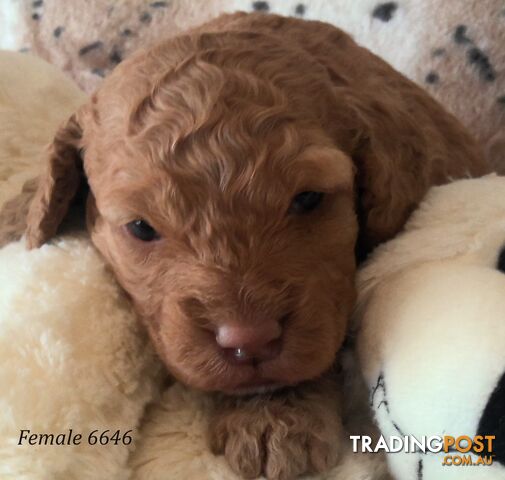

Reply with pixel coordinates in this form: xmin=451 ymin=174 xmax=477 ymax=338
xmin=2 ymin=12 xmax=488 ymax=480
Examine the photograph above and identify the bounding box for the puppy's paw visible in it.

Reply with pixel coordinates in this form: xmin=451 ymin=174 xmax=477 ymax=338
xmin=208 ymin=382 xmax=343 ymax=479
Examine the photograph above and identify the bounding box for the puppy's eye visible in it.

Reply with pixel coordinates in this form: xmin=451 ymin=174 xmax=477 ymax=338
xmin=126 ymin=220 xmax=159 ymax=242
xmin=290 ymin=191 xmax=324 ymax=214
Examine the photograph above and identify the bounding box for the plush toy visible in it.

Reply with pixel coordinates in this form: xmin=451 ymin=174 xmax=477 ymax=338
xmin=0 ymin=237 xmax=164 ymax=479
xmin=1 ymin=0 xmax=503 ymax=167
xmin=355 ymin=174 xmax=505 ymax=479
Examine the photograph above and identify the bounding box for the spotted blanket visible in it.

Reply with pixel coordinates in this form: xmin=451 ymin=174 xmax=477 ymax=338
xmin=1 ymin=0 xmax=503 ymax=162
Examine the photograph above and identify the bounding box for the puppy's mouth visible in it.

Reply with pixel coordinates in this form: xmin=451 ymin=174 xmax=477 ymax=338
xmin=221 ymin=339 xmax=283 ymax=367
xmin=215 ymin=334 xmax=301 ymax=394
xmin=214 ymin=352 xmax=300 ymax=395
xmin=208 ymin=360 xmax=274 ymax=394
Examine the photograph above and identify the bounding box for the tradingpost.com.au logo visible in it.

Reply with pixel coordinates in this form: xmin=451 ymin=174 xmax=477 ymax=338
xmin=350 ymin=435 xmax=496 ymax=466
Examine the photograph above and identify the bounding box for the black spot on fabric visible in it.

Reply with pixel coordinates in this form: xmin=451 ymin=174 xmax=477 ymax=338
xmin=497 ymin=247 xmax=505 ymax=272
xmin=498 ymin=95 xmax=505 ymax=106
xmin=121 ymin=28 xmax=133 ymax=36
xmin=477 ymin=370 xmax=505 ymax=465
xmin=454 ymin=24 xmax=472 ymax=44
xmin=18 ymin=47 xmax=30 ymax=53
xmin=372 ymin=2 xmax=398 ymax=22
xmin=140 ymin=12 xmax=152 ymax=23
xmin=425 ymin=71 xmax=439 ymax=84
xmin=391 ymin=420 xmax=405 ymax=437
xmin=295 ymin=3 xmax=306 ymax=15
xmin=53 ymin=26 xmax=64 ymax=38
xmin=92 ymin=68 xmax=105 ymax=78
xmin=79 ymin=41 xmax=103 ymax=56
xmin=109 ymin=48 xmax=122 ymax=65
xmin=32 ymin=0 xmax=43 ymax=6
xmin=150 ymin=1 xmax=168 ymax=7
xmin=417 ymin=459 xmax=423 ymax=480
xmin=31 ymin=13 xmax=40 ymax=20
xmin=453 ymin=24 xmax=496 ymax=82
xmin=370 ymin=373 xmax=386 ymax=407
xmin=252 ymin=1 xmax=269 ymax=11
xmin=432 ymin=48 xmax=446 ymax=57
xmin=467 ymin=47 xmax=496 ymax=81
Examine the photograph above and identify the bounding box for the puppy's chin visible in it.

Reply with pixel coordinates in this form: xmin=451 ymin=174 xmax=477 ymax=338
xmin=173 ymin=365 xmax=299 ymax=396
xmin=223 ymin=382 xmax=284 ymax=396
xmin=217 ymin=366 xmax=300 ymax=396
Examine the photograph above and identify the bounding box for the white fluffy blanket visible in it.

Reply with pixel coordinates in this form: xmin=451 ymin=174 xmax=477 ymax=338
xmin=0 ymin=52 xmax=387 ymax=479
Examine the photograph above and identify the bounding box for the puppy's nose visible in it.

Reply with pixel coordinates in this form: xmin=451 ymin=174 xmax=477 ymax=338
xmin=216 ymin=323 xmax=282 ymax=364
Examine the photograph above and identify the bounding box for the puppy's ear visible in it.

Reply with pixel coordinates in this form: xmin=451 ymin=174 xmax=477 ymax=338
xmin=345 ymin=95 xmax=433 ymax=259
xmin=352 ymin=136 xmax=423 ymax=259
xmin=344 ymin=91 xmax=483 ymax=259
xmin=26 ymin=112 xmax=85 ymax=249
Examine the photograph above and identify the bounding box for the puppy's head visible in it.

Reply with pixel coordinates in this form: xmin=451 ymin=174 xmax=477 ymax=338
xmin=24 ymin=31 xmax=403 ymax=393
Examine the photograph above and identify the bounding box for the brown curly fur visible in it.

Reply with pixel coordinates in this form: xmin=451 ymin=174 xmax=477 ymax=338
xmin=1 ymin=12 xmax=489 ymax=479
